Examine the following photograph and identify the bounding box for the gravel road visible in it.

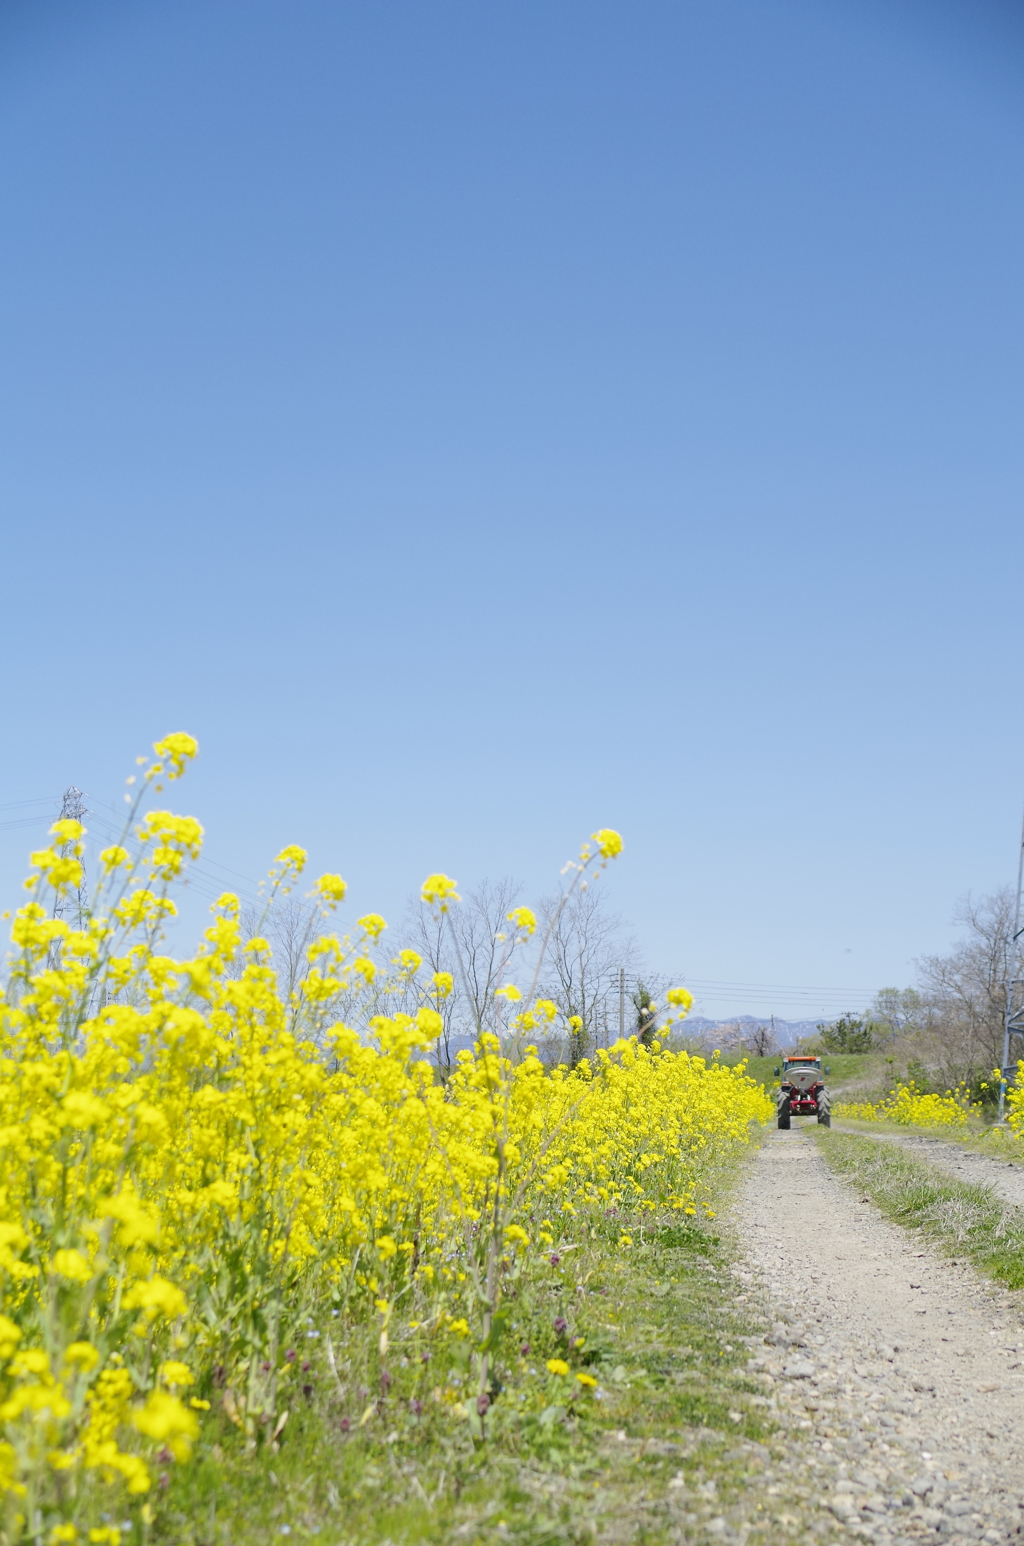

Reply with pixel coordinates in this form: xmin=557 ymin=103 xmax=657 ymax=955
xmin=722 ymin=1126 xmax=1024 ymax=1544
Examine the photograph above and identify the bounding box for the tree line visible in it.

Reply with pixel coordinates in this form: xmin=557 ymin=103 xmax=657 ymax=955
xmin=807 ymin=888 xmax=1024 ymax=1106
xmin=238 ymin=877 xmax=658 ymax=1072
xmin=235 ymin=874 xmax=1024 ymax=1101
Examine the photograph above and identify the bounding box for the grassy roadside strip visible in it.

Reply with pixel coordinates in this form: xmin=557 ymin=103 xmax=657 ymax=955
xmin=157 ymin=1151 xmax=793 ymax=1545
xmin=815 ymin=1128 xmax=1024 ymax=1290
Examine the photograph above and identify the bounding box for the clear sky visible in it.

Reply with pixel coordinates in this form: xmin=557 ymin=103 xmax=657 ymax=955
xmin=2 ymin=0 xmax=1023 ymax=1021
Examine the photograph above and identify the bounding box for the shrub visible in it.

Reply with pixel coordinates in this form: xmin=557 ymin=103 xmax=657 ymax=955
xmin=818 ymin=1015 xmax=877 ymax=1054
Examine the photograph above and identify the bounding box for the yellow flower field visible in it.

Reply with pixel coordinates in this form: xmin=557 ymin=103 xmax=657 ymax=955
xmin=833 ymin=1081 xmax=970 ymax=1127
xmin=0 ymin=735 xmax=771 ymax=1544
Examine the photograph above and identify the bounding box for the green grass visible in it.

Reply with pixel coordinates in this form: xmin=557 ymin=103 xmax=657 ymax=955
xmin=815 ymin=1128 xmax=1024 ymax=1290
xmin=964 ymin=1123 xmax=1024 ymax=1156
xmin=153 ymin=1175 xmax=783 ymax=1544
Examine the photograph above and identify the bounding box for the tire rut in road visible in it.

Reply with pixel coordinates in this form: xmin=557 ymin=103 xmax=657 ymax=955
xmin=733 ymin=1126 xmax=1024 ymax=1545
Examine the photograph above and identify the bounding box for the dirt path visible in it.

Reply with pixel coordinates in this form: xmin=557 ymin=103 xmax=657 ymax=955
xmin=837 ymin=1127 xmax=1024 ymax=1210
xmin=732 ymin=1127 xmax=1024 ymax=1543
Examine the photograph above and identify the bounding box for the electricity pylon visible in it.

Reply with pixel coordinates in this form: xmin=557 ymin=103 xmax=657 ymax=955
xmin=52 ymin=785 xmax=89 ymax=928
xmin=999 ymin=801 xmax=1024 ymax=1120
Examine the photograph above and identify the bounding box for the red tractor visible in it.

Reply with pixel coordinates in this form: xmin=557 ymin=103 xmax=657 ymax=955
xmin=773 ymin=1055 xmax=831 ymax=1129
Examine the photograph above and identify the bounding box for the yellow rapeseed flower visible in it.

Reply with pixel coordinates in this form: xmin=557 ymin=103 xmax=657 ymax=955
xmin=0 ymin=767 xmax=774 ymax=1534
xmin=132 ymin=1391 xmax=198 ymax=1461
xmin=158 ymin=1361 xmax=194 ymax=1388
xmin=357 ymin=913 xmax=387 ymax=939
xmin=507 ymin=907 xmax=537 ymax=936
xmin=50 ymin=820 xmax=84 ymax=846
xmin=64 ymin=1343 xmax=100 ymax=1373
xmin=50 ymin=1251 xmax=92 ymax=1284
xmin=421 ymin=873 xmax=460 ymax=907
xmin=314 ymin=872 xmax=347 ymax=903
xmin=152 ymin=732 xmax=198 ymax=778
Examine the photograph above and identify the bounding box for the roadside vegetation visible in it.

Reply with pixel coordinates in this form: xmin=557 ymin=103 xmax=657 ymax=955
xmin=0 ymin=734 xmax=777 ymax=1546
xmin=832 ymin=1082 xmax=974 ymax=1127
xmin=815 ymin=1129 xmax=1024 ymax=1290
xmin=163 ymin=1182 xmax=781 ymax=1543
xmin=720 ymin=885 xmax=1024 ymax=1123
xmin=819 ymin=891 xmax=1024 ymax=1116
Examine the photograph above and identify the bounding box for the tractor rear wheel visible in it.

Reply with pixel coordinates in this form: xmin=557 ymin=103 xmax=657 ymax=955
xmin=777 ymin=1096 xmax=791 ymax=1130
xmin=817 ymin=1094 xmax=831 ymax=1127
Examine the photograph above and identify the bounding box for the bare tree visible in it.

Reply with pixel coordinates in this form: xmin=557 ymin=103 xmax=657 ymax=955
xmin=400 ymin=894 xmax=458 ymax=1070
xmin=250 ymin=898 xmax=326 ymax=1000
xmin=236 ymin=896 xmax=375 ymax=1046
xmin=868 ymin=987 xmax=924 ymax=1043
xmin=699 ymin=1020 xmax=747 ymax=1057
xmin=539 ymin=886 xmax=638 ymax=1066
xmin=916 ymin=888 xmax=1023 ymax=1079
xmin=745 ymin=1021 xmax=780 ymax=1057
xmin=237 ymin=898 xmax=324 ymax=997
xmin=402 ymin=878 xmax=524 ymax=1071
xmin=447 ymin=878 xmax=524 ymax=1037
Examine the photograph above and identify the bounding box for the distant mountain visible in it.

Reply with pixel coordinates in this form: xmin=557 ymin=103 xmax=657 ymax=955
xmin=684 ymin=1015 xmax=824 ymax=1049
xmin=425 ymin=1013 xmax=827 ymax=1067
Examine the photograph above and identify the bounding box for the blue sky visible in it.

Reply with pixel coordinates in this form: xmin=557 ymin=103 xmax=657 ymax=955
xmin=2 ymin=0 xmax=1023 ymax=1020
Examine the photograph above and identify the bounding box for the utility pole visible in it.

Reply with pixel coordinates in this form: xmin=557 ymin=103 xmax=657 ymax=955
xmin=999 ymin=798 xmax=1024 ymax=1121
xmin=619 ymin=966 xmax=625 ymax=1039
xmin=52 ymin=786 xmax=89 ymax=928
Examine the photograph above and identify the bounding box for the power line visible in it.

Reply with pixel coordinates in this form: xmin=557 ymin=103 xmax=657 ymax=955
xmin=87 ymin=798 xmax=264 ymax=903
xmin=593 ymin=970 xmax=871 ymax=1004
xmin=575 ymin=969 xmax=872 ymax=1024
xmin=0 ymin=796 xmax=60 ymax=812
xmin=680 ymin=976 xmax=877 ymax=996
xmin=84 ymin=808 xmax=264 ymax=910
xmin=0 ymin=794 xmax=62 ymax=834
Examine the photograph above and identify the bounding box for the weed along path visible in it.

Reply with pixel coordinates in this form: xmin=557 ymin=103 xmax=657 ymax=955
xmin=836 ymin=1128 xmax=1024 ymax=1211
xmin=732 ymin=1127 xmax=1024 ymax=1544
